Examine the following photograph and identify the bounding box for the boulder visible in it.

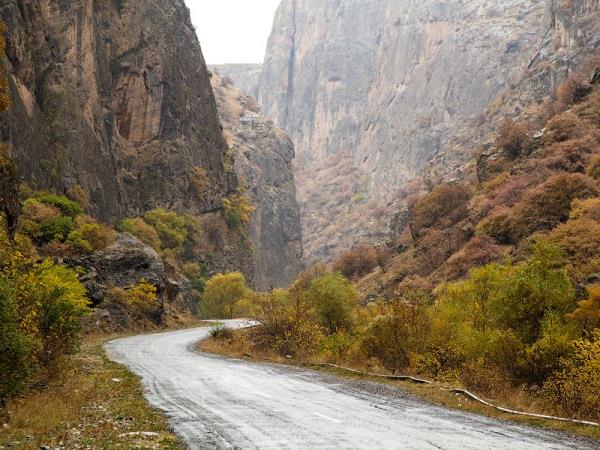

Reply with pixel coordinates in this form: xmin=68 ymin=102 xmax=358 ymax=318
xmin=74 ymin=233 xmax=165 ymax=306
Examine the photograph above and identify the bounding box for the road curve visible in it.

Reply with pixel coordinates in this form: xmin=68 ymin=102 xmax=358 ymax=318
xmin=105 ymin=322 xmax=595 ymax=450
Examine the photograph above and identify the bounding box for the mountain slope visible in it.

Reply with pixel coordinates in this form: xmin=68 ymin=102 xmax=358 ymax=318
xmin=225 ymin=0 xmax=600 ymax=261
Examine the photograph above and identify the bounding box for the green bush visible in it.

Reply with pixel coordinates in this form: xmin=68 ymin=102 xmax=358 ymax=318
xmin=307 ymin=272 xmax=358 ymax=332
xmin=40 ymin=216 xmax=75 ymax=242
xmin=200 ymin=272 xmax=250 ymax=319
xmin=543 ymin=330 xmax=600 ymax=420
xmin=0 ymin=283 xmax=34 ymax=400
xmin=33 ymin=192 xmax=83 ymax=217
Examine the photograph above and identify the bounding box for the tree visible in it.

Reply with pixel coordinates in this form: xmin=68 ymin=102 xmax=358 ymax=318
xmin=200 ymin=272 xmax=250 ymax=319
xmin=306 ymin=272 xmax=358 ymax=332
xmin=567 ymin=286 xmax=600 ymax=333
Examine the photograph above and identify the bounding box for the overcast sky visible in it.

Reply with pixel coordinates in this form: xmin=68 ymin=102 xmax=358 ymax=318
xmin=186 ymin=0 xmax=281 ymax=65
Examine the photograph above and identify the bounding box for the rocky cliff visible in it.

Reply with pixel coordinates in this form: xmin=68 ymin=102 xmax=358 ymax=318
xmin=211 ymin=74 xmax=303 ymax=289
xmin=0 ymin=0 xmax=228 ymax=221
xmin=225 ymin=0 xmax=600 ymax=261
xmin=0 ymin=0 xmax=276 ymax=293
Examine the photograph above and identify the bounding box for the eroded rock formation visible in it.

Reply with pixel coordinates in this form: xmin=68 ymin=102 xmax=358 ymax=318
xmin=211 ymin=74 xmax=303 ymax=289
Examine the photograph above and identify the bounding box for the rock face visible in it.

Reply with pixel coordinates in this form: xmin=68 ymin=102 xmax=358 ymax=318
xmin=78 ymin=233 xmax=200 ymax=330
xmin=211 ymin=75 xmax=303 ymax=289
xmin=78 ymin=233 xmax=166 ymax=306
xmin=224 ymin=0 xmax=600 ymax=260
xmin=211 ymin=64 xmax=262 ymax=98
xmin=0 ymin=0 xmax=229 ymax=221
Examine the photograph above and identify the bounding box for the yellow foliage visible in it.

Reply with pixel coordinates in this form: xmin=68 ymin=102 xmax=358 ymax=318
xmin=222 ymin=191 xmax=255 ymax=228
xmin=126 ymin=279 xmax=159 ymax=313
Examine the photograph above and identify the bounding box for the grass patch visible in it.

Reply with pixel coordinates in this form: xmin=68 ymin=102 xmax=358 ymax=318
xmin=200 ymin=329 xmax=600 ymax=442
xmin=0 ymin=334 xmax=184 ymax=449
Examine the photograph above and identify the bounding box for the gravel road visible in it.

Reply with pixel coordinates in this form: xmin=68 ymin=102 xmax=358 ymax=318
xmin=105 ymin=321 xmax=597 ymax=449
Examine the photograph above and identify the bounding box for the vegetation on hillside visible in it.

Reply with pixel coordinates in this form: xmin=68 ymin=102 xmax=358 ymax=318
xmin=203 ymin=61 xmax=600 ymax=423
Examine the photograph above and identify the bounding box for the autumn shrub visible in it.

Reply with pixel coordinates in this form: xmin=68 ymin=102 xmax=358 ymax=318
xmin=509 ymin=173 xmax=599 ymax=240
xmin=542 ymin=330 xmax=600 ymax=420
xmin=143 ymin=208 xmax=189 ymax=250
xmin=66 ymin=185 xmax=91 ymax=211
xmin=587 ymin=154 xmax=600 ymax=180
xmin=424 ymin=242 xmax=576 ymax=384
xmin=443 ymin=235 xmax=505 ymax=279
xmin=222 ymin=191 xmax=255 ymax=229
xmin=251 ymin=289 xmax=323 ymax=357
xmin=209 ymin=325 xmax=234 ymax=340
xmin=567 ymin=286 xmax=600 ymax=333
xmin=496 ymin=119 xmax=534 ymax=159
xmin=538 ymin=132 xmax=600 ymax=174
xmin=359 ymin=298 xmax=428 ymax=371
xmin=409 ymin=184 xmax=471 ymax=237
xmin=542 ymin=112 xmax=588 ymax=146
xmin=200 ymin=272 xmax=251 ymax=319
xmin=0 ymin=224 xmax=89 ymax=401
xmin=119 ymin=217 xmax=161 ymax=250
xmin=332 ymin=244 xmax=379 ymax=279
xmin=548 ymin=215 xmax=600 ymax=282
xmin=306 ymin=272 xmax=358 ymax=332
xmin=39 ymin=215 xmax=75 ymax=242
xmin=67 ymin=218 xmax=116 ymax=253
xmin=126 ymin=279 xmax=160 ymax=316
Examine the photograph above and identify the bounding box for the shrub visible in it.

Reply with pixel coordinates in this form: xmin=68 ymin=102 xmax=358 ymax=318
xmin=410 ymin=184 xmax=470 ymax=237
xmin=332 ymin=245 xmax=379 ymax=279
xmin=360 ymin=298 xmax=428 ymax=371
xmin=542 ymin=112 xmax=588 ymax=146
xmin=548 ymin=216 xmax=600 ymax=282
xmin=587 ymin=154 xmax=600 ymax=180
xmin=306 ymin=272 xmax=358 ymax=332
xmin=126 ymin=279 xmax=160 ymax=316
xmin=143 ymin=208 xmax=189 ymax=250
xmin=67 ymin=218 xmax=116 ymax=253
xmin=66 ymin=185 xmax=91 ymax=211
xmin=33 ymin=192 xmax=83 ymax=217
xmin=200 ymin=272 xmax=250 ymax=319
xmin=119 ymin=217 xmax=161 ymax=250
xmin=0 ymin=282 xmax=34 ymax=400
xmin=542 ymin=330 xmax=600 ymax=420
xmin=496 ymin=119 xmax=534 ymax=158
xmin=190 ymin=166 xmax=212 ymax=196
xmin=209 ymin=326 xmax=234 ymax=340
xmin=567 ymin=286 xmax=600 ymax=333
xmin=222 ymin=191 xmax=255 ymax=229
xmin=509 ymin=173 xmax=599 ymax=240
xmin=444 ymin=235 xmax=505 ymax=279
xmin=252 ymin=289 xmax=323 ymax=357
xmin=40 ymin=216 xmax=75 ymax=242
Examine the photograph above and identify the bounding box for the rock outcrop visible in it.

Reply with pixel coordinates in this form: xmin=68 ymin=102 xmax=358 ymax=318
xmin=211 ymin=75 xmax=303 ymax=289
xmin=0 ymin=0 xmax=228 ymax=221
xmin=211 ymin=64 xmax=262 ymax=98
xmin=225 ymin=0 xmax=600 ymax=260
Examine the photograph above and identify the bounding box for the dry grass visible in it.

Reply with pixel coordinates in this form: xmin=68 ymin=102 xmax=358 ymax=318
xmin=0 ymin=334 xmax=185 ymax=449
xmin=201 ymin=330 xmax=600 ymax=442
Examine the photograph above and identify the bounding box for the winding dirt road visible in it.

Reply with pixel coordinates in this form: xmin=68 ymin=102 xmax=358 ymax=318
xmin=105 ymin=322 xmax=596 ymax=449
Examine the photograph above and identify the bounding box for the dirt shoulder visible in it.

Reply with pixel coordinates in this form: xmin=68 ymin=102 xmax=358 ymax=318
xmin=0 ymin=322 xmax=217 ymax=450
xmin=199 ymin=329 xmax=600 ymax=443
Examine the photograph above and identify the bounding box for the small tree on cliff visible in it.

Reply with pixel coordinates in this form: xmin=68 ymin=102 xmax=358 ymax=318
xmin=0 ymin=22 xmax=20 ymax=241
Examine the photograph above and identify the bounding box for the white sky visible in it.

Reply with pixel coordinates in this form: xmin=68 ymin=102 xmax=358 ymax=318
xmin=186 ymin=0 xmax=282 ymax=65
